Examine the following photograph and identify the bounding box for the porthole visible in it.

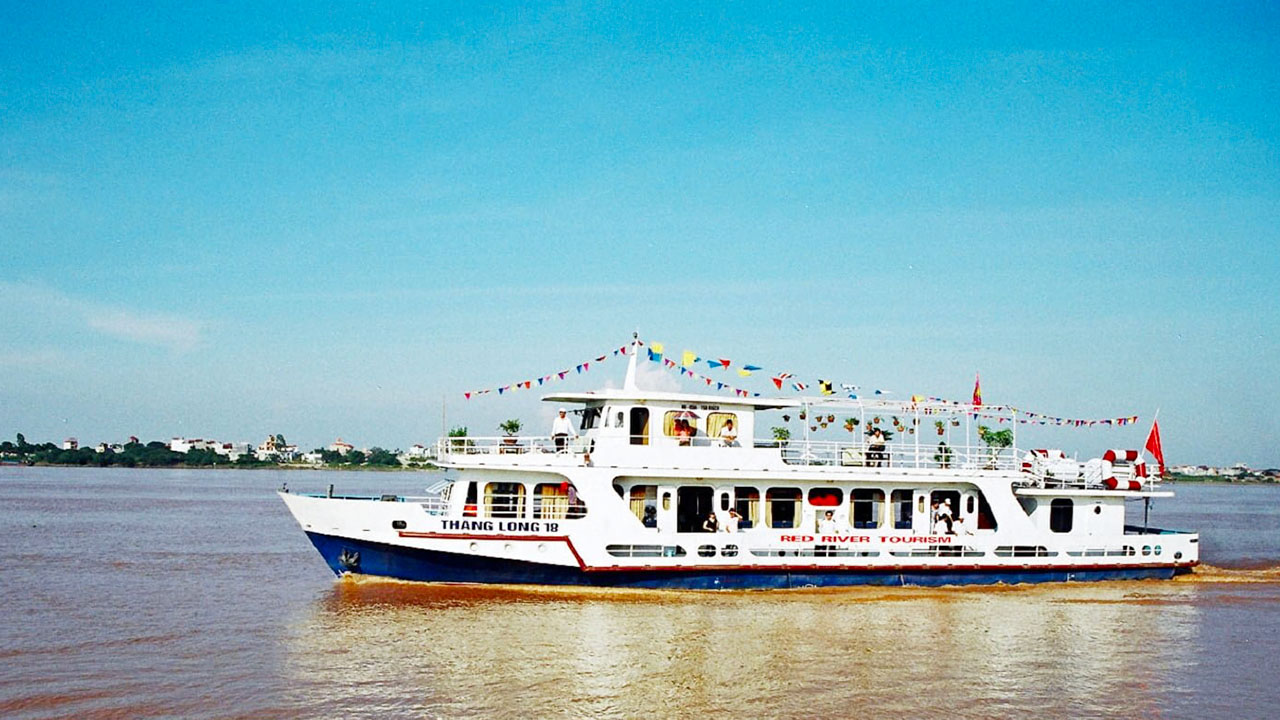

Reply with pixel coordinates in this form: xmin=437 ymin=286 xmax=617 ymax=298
xmin=1174 ymin=551 xmax=1183 ymax=560
xmin=391 ymin=520 xmax=407 ymax=530
xmin=469 ymin=542 xmax=479 ymax=552
xmin=504 ymin=543 xmax=513 ymax=553
xmin=1093 ymin=505 xmax=1102 ymax=515
xmin=1142 ymin=545 xmax=1152 ymax=556
xmin=537 ymin=543 xmax=547 ymax=553
xmin=697 ymin=545 xmax=716 ymax=557
xmin=1154 ymin=545 xmax=1162 ymax=556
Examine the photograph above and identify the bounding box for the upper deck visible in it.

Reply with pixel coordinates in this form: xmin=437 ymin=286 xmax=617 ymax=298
xmin=436 ymin=391 xmax=1159 ymax=494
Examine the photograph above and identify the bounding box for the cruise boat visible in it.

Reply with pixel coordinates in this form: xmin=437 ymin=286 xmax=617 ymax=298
xmin=280 ymin=342 xmax=1198 ymax=589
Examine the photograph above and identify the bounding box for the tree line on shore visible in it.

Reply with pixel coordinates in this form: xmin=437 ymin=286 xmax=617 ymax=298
xmin=0 ymin=434 xmax=414 ymax=469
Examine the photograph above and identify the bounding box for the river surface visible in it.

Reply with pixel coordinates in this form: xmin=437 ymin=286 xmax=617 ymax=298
xmin=1 ymin=466 xmax=1277 ymax=719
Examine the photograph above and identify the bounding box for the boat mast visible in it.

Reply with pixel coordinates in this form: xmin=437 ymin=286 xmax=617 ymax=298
xmin=623 ymin=331 xmax=640 ymax=391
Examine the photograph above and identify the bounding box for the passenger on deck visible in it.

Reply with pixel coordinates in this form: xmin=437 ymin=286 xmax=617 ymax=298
xmin=869 ymin=428 xmax=887 ymax=466
xmin=939 ymin=498 xmax=954 ymax=534
xmin=717 ymin=419 xmax=738 ymax=447
xmin=724 ymin=508 xmax=742 ymax=532
xmin=674 ymin=419 xmax=693 ymax=446
xmin=702 ymin=511 xmax=719 ymax=533
xmin=642 ymin=505 xmax=658 ymax=528
xmin=818 ymin=510 xmax=838 ymax=535
xmin=552 ymin=408 xmax=576 ymax=453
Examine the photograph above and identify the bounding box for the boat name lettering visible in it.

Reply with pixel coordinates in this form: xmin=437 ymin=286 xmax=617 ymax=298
xmin=440 ymin=520 xmax=559 ymax=533
xmin=779 ymin=535 xmax=954 ymax=544
xmin=680 ymin=403 xmax=719 ymax=411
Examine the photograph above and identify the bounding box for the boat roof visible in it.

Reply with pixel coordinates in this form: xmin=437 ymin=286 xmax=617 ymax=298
xmin=542 ymin=389 xmax=800 ymax=410
xmin=542 ymin=389 xmax=999 ymax=415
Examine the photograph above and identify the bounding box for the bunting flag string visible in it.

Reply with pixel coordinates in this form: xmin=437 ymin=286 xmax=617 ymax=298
xmin=653 ymin=339 xmax=1141 ymax=428
xmin=467 ymin=336 xmax=1142 ymax=429
xmin=464 ymin=340 xmax=642 ymax=399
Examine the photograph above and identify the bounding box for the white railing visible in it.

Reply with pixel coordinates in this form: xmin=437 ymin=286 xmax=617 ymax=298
xmin=436 ymin=436 xmax=589 ymax=458
xmin=775 ymin=440 xmax=1019 ymax=472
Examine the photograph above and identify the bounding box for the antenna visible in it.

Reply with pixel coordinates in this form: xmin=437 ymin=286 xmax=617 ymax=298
xmin=623 ymin=332 xmax=640 ymax=390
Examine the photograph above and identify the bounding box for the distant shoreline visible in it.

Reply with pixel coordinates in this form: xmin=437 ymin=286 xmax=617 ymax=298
xmin=5 ymin=461 xmax=440 ymax=472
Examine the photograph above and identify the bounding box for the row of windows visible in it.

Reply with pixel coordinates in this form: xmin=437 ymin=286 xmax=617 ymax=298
xmin=458 ymin=481 xmax=587 ymax=520
xmin=603 ymin=543 xmax=1158 ymax=560
xmin=619 ymin=483 xmax=997 ymax=532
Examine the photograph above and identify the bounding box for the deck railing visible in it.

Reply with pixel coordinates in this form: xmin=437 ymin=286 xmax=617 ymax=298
xmin=772 ymin=440 xmax=1019 ymax=472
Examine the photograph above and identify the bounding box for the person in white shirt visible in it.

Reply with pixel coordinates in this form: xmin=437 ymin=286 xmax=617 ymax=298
xmin=818 ymin=510 xmax=838 ymax=535
xmin=717 ymin=418 xmax=738 ymax=447
xmin=724 ymin=508 xmax=741 ymax=532
xmin=937 ymin=498 xmax=954 ymax=534
xmin=551 ymin=408 xmax=576 ymax=452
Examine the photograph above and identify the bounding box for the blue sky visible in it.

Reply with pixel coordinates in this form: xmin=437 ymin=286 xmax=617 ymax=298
xmin=2 ymin=2 xmax=1277 ymax=465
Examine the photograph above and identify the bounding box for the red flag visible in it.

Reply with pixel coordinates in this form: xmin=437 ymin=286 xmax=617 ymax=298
xmin=972 ymin=373 xmax=982 ymax=407
xmin=1145 ymin=420 xmax=1166 ymax=477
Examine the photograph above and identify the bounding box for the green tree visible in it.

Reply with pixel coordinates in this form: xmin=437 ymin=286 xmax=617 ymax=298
xmin=366 ymin=447 xmax=400 ymax=466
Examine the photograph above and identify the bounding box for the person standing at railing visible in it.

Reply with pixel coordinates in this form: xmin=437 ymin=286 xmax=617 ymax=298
xmin=869 ymin=428 xmax=887 ymax=467
xmin=552 ymin=408 xmax=576 ymax=453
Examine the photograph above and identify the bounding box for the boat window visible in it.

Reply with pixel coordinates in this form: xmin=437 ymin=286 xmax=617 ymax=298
xmin=765 ymin=487 xmax=802 ymax=528
xmin=484 ymin=482 xmax=525 ymax=518
xmin=463 ymin=481 xmax=478 ymax=517
xmin=891 ymin=489 xmax=913 ymax=530
xmin=705 ymin=412 xmax=738 ymax=442
xmin=734 ymin=487 xmax=759 ymax=529
xmin=1049 ymin=498 xmax=1073 ymax=533
xmin=677 ymin=486 xmax=715 ymax=532
xmin=630 ymin=408 xmax=649 ymax=445
xmin=851 ymin=489 xmax=884 ymax=529
xmin=966 ymin=496 xmax=975 ymax=514
xmin=606 ymin=545 xmax=687 ymax=558
xmin=580 ymin=407 xmax=601 ymax=430
xmin=891 ymin=545 xmax=984 ymax=558
xmin=534 ymin=482 xmax=586 ymax=520
xmin=721 ymin=545 xmax=738 ymax=557
xmin=719 ymin=492 xmax=730 ymax=511
xmin=975 ymin=490 xmax=998 ymax=530
xmin=697 ymin=545 xmax=716 ymax=557
xmin=994 ymin=546 xmax=1058 ymax=557
xmin=1018 ymin=497 xmax=1038 ymax=516
xmin=628 ymin=485 xmax=658 ymax=526
xmin=930 ymin=490 xmax=961 ymax=533
xmin=662 ymin=491 xmax=671 ymax=511
xmin=663 ymin=411 xmax=700 ymax=445
xmin=750 ymin=548 xmax=881 ymax=558
xmin=808 ymin=488 xmax=843 ymax=507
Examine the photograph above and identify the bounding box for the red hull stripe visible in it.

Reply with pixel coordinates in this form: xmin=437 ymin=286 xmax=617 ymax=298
xmin=397 ymin=531 xmax=1197 ymax=575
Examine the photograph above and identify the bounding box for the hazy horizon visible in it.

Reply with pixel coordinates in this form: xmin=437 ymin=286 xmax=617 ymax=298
xmin=3 ymin=3 xmax=1277 ymax=466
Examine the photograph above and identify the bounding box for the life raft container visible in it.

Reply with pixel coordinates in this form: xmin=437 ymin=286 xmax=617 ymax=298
xmin=1101 ymin=449 xmax=1146 ymax=490
xmin=1021 ymin=448 xmax=1065 ymax=472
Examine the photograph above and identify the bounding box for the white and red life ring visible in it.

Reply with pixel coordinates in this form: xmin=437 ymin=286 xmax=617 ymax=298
xmin=1101 ymin=449 xmax=1146 ymax=490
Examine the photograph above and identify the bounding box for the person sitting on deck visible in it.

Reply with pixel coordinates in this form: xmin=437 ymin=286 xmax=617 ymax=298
xmin=717 ymin=419 xmax=739 ymax=447
xmin=642 ymin=505 xmax=658 ymax=528
xmin=674 ymin=419 xmax=693 ymax=446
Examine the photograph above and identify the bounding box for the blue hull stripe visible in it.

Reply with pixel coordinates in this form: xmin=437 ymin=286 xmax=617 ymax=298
xmin=305 ymin=532 xmax=1186 ymax=589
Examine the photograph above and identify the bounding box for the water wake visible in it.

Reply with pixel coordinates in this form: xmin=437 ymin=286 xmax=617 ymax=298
xmin=1175 ymin=563 xmax=1280 ymax=584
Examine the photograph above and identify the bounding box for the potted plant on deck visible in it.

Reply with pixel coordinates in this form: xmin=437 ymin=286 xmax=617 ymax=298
xmin=499 ymin=419 xmax=522 ymax=452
